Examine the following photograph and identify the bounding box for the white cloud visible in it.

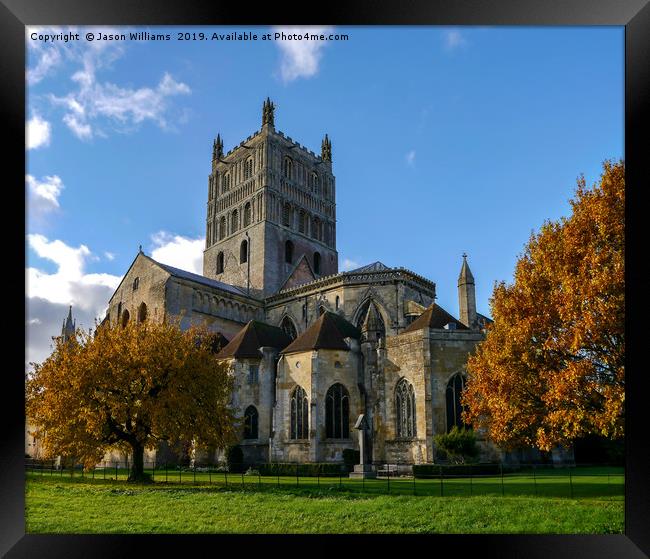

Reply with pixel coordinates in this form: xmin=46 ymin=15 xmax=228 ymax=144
xmin=341 ymin=258 xmax=360 ymax=272
xmin=26 ymin=26 xmax=124 ymax=85
xmin=405 ymin=150 xmax=416 ymax=167
xmin=26 ymin=234 xmax=123 ymax=370
xmin=26 ymin=26 xmax=72 ymax=85
xmin=26 ymin=174 xmax=64 ymax=215
xmin=104 ymin=251 xmax=115 ymax=261
xmin=26 ymin=114 xmax=51 ymax=149
xmin=273 ymin=26 xmax=333 ymax=83
xmin=52 ymin=71 xmax=191 ymax=139
xmin=28 ymin=26 xmax=191 ymax=139
xmin=443 ymin=29 xmax=468 ymax=51
xmin=150 ymin=231 xmax=204 ymax=274
xmin=26 ymin=233 xmax=121 ymax=312
xmin=62 ymin=113 xmax=92 ymax=140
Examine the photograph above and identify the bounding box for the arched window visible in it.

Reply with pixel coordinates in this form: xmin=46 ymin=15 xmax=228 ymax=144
xmin=243 ymin=202 xmax=252 ymax=227
xmin=290 ymin=385 xmax=309 ymax=439
xmin=219 ymin=216 xmax=226 ymax=240
xmin=324 ymin=224 xmax=330 ymax=245
xmin=121 ymin=309 xmax=130 ymax=328
xmin=132 ymin=277 xmax=139 ymax=291
xmin=326 ymin=383 xmax=350 ymax=439
xmin=335 ymin=296 xmax=340 ymax=310
xmin=243 ymin=405 xmax=258 ymax=440
xmin=280 ymin=316 xmax=297 ymax=340
xmin=298 ymin=210 xmax=306 ymax=234
xmin=216 ymin=252 xmax=224 ymax=274
xmin=311 ymin=217 xmax=321 ymax=240
xmin=231 ymin=209 xmax=239 ymax=233
xmin=395 ymin=378 xmax=416 ymax=438
xmin=137 ymin=302 xmax=147 ymax=323
xmin=446 ymin=373 xmax=469 ymax=433
xmin=117 ymin=302 xmax=122 ymax=324
xmin=283 ymin=157 xmax=293 ymax=180
xmin=282 ymin=203 xmax=292 ymax=227
xmin=313 ymin=252 xmax=321 ymax=275
xmin=244 ymin=158 xmax=254 ymax=180
xmin=240 ymin=240 xmax=248 ymax=264
xmin=311 ymin=172 xmax=319 ymax=194
xmin=285 ymin=240 xmax=294 ymax=264
xmin=223 ymin=172 xmax=231 ymax=191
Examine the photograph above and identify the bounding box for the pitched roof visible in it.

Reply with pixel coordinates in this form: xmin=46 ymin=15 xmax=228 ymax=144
xmin=155 ymin=260 xmax=248 ymax=295
xmin=401 ymin=303 xmax=469 ymax=333
xmin=349 ymin=261 xmax=390 ymax=273
xmin=281 ymin=311 xmax=360 ymax=354
xmin=216 ymin=320 xmax=292 ymax=359
xmin=278 ymin=254 xmax=316 ymax=292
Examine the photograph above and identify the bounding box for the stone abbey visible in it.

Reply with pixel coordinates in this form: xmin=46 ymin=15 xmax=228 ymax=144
xmin=99 ymin=99 xmax=496 ymax=466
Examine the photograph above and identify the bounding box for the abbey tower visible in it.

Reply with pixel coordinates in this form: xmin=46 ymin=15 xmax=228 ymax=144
xmin=203 ymin=98 xmax=338 ymax=297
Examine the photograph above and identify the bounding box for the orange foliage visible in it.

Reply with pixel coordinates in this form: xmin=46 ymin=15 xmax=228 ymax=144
xmin=26 ymin=318 xmax=237 ymax=477
xmin=463 ymin=160 xmax=624 ymax=451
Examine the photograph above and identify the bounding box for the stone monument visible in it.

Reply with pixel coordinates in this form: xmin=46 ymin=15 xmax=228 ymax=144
xmin=349 ymin=414 xmax=377 ymax=479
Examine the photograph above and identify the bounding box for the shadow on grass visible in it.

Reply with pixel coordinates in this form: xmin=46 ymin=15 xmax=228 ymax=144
xmin=26 ymin=471 xmax=624 ymax=502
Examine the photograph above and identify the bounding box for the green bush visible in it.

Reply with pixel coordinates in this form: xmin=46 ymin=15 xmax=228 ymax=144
xmin=226 ymin=445 xmax=244 ymax=473
xmin=257 ymin=463 xmax=345 ymax=477
xmin=413 ymin=463 xmax=514 ymax=478
xmin=434 ymin=426 xmax=479 ymax=464
xmin=342 ymin=449 xmax=360 ymax=468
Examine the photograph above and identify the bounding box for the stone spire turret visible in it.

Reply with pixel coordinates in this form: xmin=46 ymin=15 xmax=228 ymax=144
xmin=361 ymin=301 xmax=381 ymax=343
xmin=458 ymin=253 xmax=477 ymax=329
xmin=62 ymin=305 xmax=76 ymax=342
xmin=321 ymin=134 xmax=332 ymax=162
xmin=212 ymin=134 xmax=223 ymax=162
xmin=262 ymin=97 xmax=275 ymax=128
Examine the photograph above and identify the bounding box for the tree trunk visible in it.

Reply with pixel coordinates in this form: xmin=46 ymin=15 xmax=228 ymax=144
xmin=128 ymin=441 xmax=147 ymax=482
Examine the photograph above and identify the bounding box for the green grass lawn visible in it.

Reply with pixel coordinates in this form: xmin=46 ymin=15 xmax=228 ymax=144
xmin=25 ymin=467 xmax=624 ymax=534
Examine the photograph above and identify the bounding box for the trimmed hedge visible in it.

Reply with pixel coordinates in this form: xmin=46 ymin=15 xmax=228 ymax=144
xmin=226 ymin=445 xmax=244 ymax=473
xmin=413 ymin=463 xmax=521 ymax=478
xmin=256 ymin=463 xmax=347 ymax=477
xmin=342 ymin=449 xmax=360 ymax=468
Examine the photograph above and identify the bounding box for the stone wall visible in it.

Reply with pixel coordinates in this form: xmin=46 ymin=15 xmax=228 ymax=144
xmin=271 ymin=347 xmax=362 ymax=463
xmin=265 ymin=275 xmax=436 ymax=338
xmin=106 ymin=253 xmax=170 ymax=327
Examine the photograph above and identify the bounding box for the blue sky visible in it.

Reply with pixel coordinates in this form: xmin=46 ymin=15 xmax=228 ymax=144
xmin=26 ymin=25 xmax=624 ymax=367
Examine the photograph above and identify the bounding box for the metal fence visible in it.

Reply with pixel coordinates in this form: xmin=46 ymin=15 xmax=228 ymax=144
xmin=24 ymin=459 xmax=624 ymax=500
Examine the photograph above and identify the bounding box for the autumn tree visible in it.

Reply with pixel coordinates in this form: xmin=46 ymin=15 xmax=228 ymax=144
xmin=26 ymin=318 xmax=237 ymax=481
xmin=463 ymin=160 xmax=624 ymax=451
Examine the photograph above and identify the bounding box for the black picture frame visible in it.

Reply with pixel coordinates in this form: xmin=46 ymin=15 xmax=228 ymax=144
xmin=4 ymin=1 xmax=648 ymax=556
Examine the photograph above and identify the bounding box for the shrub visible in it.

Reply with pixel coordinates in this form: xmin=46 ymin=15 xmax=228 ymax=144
xmin=413 ymin=463 xmax=513 ymax=478
xmin=434 ymin=427 xmax=479 ymax=464
xmin=342 ymin=449 xmax=360 ymax=468
xmin=257 ymin=463 xmax=345 ymax=477
xmin=226 ymin=445 xmax=244 ymax=473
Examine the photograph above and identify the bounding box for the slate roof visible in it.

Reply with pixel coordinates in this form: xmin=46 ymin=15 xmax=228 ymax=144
xmin=281 ymin=311 xmax=360 ymax=354
xmin=401 ymin=303 xmax=469 ymax=333
xmin=216 ymin=320 xmax=292 ymax=359
xmin=154 ymin=259 xmax=248 ymax=296
xmin=348 ymin=261 xmax=391 ymax=273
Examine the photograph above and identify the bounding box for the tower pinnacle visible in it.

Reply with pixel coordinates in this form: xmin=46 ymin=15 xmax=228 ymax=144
xmin=262 ymin=97 xmax=275 ymax=127
xmin=458 ymin=254 xmax=477 ymax=329
xmin=212 ymin=134 xmax=224 ymax=162
xmin=321 ymin=134 xmax=332 ymax=162
xmin=61 ymin=305 xmax=76 ymax=341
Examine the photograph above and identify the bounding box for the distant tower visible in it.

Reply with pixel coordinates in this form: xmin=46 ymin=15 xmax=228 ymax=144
xmin=60 ymin=305 xmax=76 ymax=342
xmin=203 ymin=99 xmax=338 ymax=296
xmin=458 ymin=254 xmax=478 ymax=329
